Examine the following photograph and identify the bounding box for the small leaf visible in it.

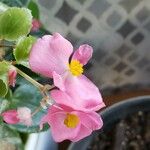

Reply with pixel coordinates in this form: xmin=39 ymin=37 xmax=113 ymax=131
xmin=0 ymin=123 xmax=23 ymax=150
xmin=8 ymin=83 xmax=48 ymax=133
xmin=28 ymin=0 xmax=39 ymax=19
xmin=0 ymin=61 xmax=10 ymax=97
xmin=14 ymin=36 xmax=36 ymax=67
xmin=0 ymin=7 xmax=32 ymax=41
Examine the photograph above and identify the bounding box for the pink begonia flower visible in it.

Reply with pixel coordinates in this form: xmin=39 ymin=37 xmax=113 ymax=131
xmin=31 ymin=19 xmax=42 ymax=32
xmin=29 ymin=33 xmax=105 ymax=111
xmin=8 ymin=68 xmax=17 ymax=87
xmin=1 ymin=107 xmax=32 ymax=126
xmin=40 ymin=105 xmax=103 ymax=142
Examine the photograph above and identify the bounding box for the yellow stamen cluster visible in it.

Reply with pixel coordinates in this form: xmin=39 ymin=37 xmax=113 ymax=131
xmin=69 ymin=60 xmax=83 ymax=76
xmin=64 ymin=113 xmax=80 ymax=128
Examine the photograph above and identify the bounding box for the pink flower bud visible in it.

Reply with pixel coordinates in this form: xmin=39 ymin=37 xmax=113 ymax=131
xmin=1 ymin=107 xmax=32 ymax=126
xmin=8 ymin=68 xmax=17 ymax=87
xmin=1 ymin=110 xmax=19 ymax=124
xmin=31 ymin=19 xmax=42 ymax=32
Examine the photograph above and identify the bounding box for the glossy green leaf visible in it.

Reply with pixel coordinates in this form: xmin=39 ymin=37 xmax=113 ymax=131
xmin=0 ymin=61 xmax=10 ymax=97
xmin=8 ymin=83 xmax=48 ymax=133
xmin=0 ymin=7 xmax=32 ymax=41
xmin=28 ymin=0 xmax=39 ymax=19
xmin=0 ymin=123 xmax=23 ymax=150
xmin=14 ymin=36 xmax=36 ymax=67
xmin=0 ymin=0 xmax=29 ymax=7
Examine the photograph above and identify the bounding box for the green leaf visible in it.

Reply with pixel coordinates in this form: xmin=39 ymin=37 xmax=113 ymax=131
xmin=0 ymin=61 xmax=9 ymax=74
xmin=0 ymin=7 xmax=32 ymax=41
xmin=0 ymin=0 xmax=29 ymax=7
xmin=14 ymin=36 xmax=36 ymax=67
xmin=0 ymin=61 xmax=10 ymax=97
xmin=4 ymin=88 xmax=12 ymax=100
xmin=8 ymin=83 xmax=48 ymax=133
xmin=0 ymin=123 xmax=23 ymax=150
xmin=0 ymin=79 xmax=8 ymax=97
xmin=28 ymin=0 xmax=39 ymax=19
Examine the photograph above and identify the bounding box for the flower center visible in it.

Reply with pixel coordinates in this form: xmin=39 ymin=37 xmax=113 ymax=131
xmin=64 ymin=113 xmax=80 ymax=128
xmin=69 ymin=60 xmax=83 ymax=76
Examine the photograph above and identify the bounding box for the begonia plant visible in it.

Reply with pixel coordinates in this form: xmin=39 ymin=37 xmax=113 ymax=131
xmin=0 ymin=0 xmax=105 ymax=148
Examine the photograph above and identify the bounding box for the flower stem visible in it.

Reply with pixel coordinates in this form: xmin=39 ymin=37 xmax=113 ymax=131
xmin=15 ymin=67 xmax=44 ymax=90
xmin=13 ymin=67 xmax=55 ymax=116
xmin=31 ymin=106 xmax=42 ymax=117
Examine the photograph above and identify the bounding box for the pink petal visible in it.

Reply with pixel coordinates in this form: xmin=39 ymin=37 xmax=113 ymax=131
xmin=50 ymin=113 xmax=80 ymax=142
xmin=71 ymin=111 xmax=103 ymax=142
xmin=77 ymin=111 xmax=103 ymax=130
xmin=8 ymin=68 xmax=17 ymax=87
xmin=72 ymin=112 xmax=103 ymax=142
xmin=17 ymin=107 xmax=32 ymax=126
xmin=1 ymin=110 xmax=19 ymax=124
xmin=52 ymin=71 xmax=65 ymax=91
xmin=71 ymin=124 xmax=91 ymax=142
xmin=40 ymin=105 xmax=62 ymax=129
xmin=72 ymin=44 xmax=93 ymax=65
xmin=51 ymin=75 xmax=105 ymax=111
xmin=51 ymin=89 xmax=83 ymax=111
xmin=29 ymin=33 xmax=73 ymax=78
xmin=66 ymin=75 xmax=105 ymax=111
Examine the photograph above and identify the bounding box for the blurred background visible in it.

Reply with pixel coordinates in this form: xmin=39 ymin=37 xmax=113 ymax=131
xmin=37 ymin=0 xmax=150 ymax=90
